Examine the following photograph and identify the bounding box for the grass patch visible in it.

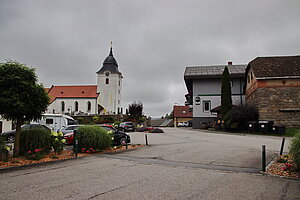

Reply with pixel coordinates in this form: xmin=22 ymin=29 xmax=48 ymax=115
xmin=286 ymin=128 xmax=300 ymax=137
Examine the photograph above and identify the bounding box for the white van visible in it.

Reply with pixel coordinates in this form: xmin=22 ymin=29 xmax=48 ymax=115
xmin=31 ymin=114 xmax=78 ymax=132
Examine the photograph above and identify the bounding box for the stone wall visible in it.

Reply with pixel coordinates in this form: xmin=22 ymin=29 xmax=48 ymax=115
xmin=247 ymin=86 xmax=300 ymax=128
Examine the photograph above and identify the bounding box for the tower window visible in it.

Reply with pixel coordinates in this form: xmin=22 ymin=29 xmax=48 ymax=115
xmin=106 ymin=78 xmax=109 ymax=84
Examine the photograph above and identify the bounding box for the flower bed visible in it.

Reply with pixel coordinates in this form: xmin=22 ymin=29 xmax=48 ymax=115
xmin=0 ymin=145 xmax=144 ymax=169
xmin=267 ymin=155 xmax=300 ymax=178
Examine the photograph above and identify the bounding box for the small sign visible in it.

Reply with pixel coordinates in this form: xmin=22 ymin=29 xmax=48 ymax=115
xmin=195 ymin=96 xmax=201 ymax=105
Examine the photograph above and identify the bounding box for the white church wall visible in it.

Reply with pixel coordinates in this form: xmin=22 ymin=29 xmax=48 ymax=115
xmin=47 ymin=98 xmax=97 ymax=115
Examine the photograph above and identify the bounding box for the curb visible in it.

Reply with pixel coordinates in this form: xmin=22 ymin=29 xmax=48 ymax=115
xmin=0 ymin=156 xmax=81 ymax=174
xmin=0 ymin=145 xmax=145 ymax=173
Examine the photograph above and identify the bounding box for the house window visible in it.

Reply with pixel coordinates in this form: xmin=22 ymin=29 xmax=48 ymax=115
xmin=118 ymin=90 xmax=120 ymax=94
xmin=118 ymin=80 xmax=121 ymax=86
xmin=61 ymin=101 xmax=65 ymax=112
xmin=75 ymin=101 xmax=79 ymax=112
xmin=118 ymin=100 xmax=120 ymax=104
xmin=203 ymin=100 xmax=211 ymax=112
xmin=106 ymin=78 xmax=109 ymax=84
xmin=87 ymin=101 xmax=91 ymax=111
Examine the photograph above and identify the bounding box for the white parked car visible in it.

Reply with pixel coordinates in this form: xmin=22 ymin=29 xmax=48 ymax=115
xmin=178 ymin=122 xmax=189 ymax=127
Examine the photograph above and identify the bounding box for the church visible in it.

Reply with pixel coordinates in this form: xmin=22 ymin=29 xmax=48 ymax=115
xmin=46 ymin=46 xmax=123 ymax=115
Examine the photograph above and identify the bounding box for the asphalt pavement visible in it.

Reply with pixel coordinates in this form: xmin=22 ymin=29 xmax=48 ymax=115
xmin=0 ymin=128 xmax=299 ymax=200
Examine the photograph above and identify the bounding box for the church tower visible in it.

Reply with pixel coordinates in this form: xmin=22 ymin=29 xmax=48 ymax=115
xmin=97 ymin=45 xmax=123 ymax=114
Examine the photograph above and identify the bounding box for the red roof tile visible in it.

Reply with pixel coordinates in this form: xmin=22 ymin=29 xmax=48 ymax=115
xmin=47 ymin=85 xmax=98 ymax=103
xmin=173 ymin=106 xmax=192 ymax=118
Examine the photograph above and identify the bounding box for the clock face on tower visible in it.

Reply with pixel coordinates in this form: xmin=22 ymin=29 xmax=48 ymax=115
xmin=105 ymin=71 xmax=110 ymax=76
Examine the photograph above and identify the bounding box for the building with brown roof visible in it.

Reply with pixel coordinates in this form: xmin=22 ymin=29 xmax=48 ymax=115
xmin=173 ymin=105 xmax=193 ymax=127
xmin=184 ymin=62 xmax=246 ymax=129
xmin=245 ymin=55 xmax=300 ymax=127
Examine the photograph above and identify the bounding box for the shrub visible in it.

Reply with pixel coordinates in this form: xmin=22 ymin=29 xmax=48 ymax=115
xmin=223 ymin=104 xmax=259 ymax=131
xmin=77 ymin=126 xmax=112 ymax=150
xmin=76 ymin=117 xmax=93 ymax=125
xmin=149 ymin=128 xmax=164 ymax=133
xmin=0 ymin=136 xmax=10 ymax=161
xmin=24 ymin=148 xmax=45 ymax=160
xmin=19 ymin=129 xmax=51 ymax=156
xmin=50 ymin=131 xmax=65 ymax=154
xmin=289 ymin=133 xmax=300 ymax=169
xmin=92 ymin=116 xmax=115 ymax=124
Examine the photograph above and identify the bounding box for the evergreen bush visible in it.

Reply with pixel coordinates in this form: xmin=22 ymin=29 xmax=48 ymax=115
xmin=289 ymin=133 xmax=300 ymax=169
xmin=19 ymin=129 xmax=51 ymax=156
xmin=77 ymin=126 xmax=112 ymax=150
xmin=76 ymin=117 xmax=93 ymax=125
xmin=223 ymin=104 xmax=259 ymax=131
xmin=221 ymin=66 xmax=232 ymax=118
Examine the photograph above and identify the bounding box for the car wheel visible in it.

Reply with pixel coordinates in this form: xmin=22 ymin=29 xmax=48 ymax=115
xmin=119 ymin=138 xmax=127 ymax=146
xmin=7 ymin=136 xmax=15 ymax=143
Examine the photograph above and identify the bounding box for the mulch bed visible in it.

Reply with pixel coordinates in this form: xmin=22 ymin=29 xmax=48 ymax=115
xmin=0 ymin=145 xmax=144 ymax=169
xmin=267 ymin=155 xmax=300 ymax=178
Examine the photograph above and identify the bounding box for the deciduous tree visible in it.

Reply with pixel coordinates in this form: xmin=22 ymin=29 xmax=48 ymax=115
xmin=0 ymin=61 xmax=49 ymax=156
xmin=128 ymin=101 xmax=143 ymax=122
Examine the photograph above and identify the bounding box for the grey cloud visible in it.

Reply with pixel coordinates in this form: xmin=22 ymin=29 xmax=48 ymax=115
xmin=1 ymin=0 xmax=299 ymax=117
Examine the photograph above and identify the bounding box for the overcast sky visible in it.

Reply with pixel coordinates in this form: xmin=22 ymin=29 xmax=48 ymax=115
xmin=0 ymin=0 xmax=299 ymax=117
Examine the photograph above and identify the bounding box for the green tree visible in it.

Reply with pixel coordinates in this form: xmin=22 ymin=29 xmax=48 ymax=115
xmin=0 ymin=61 xmax=49 ymax=156
xmin=128 ymin=101 xmax=143 ymax=122
xmin=221 ymin=66 xmax=232 ymax=119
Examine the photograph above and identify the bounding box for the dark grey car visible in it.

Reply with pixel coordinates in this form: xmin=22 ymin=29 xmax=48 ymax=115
xmin=0 ymin=124 xmax=50 ymax=143
xmin=119 ymin=122 xmax=135 ymax=132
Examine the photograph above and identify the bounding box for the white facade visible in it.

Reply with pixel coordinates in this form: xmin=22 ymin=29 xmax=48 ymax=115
xmin=45 ymin=46 xmax=123 ymax=116
xmin=0 ymin=116 xmax=12 ymax=132
xmin=97 ymin=71 xmax=122 ymax=114
xmin=47 ymin=98 xmax=97 ymax=115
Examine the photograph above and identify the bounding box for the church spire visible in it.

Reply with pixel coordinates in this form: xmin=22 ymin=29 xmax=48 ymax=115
xmin=109 ymin=41 xmax=113 ymax=56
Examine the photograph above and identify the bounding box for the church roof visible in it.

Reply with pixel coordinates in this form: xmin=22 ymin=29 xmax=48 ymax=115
xmin=97 ymin=47 xmax=120 ymax=74
xmin=47 ymin=85 xmax=98 ymax=103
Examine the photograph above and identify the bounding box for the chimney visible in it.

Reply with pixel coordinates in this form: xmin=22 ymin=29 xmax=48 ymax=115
xmin=228 ymin=61 xmax=232 ymax=65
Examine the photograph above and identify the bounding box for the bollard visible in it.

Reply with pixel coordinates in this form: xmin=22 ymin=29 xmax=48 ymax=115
xmin=262 ymin=145 xmax=266 ymax=172
xmin=125 ymin=136 xmax=128 ymax=149
xmin=145 ymin=134 xmax=148 ymax=145
xmin=279 ymin=137 xmax=285 ymax=155
xmin=73 ymin=130 xmax=78 ymax=158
